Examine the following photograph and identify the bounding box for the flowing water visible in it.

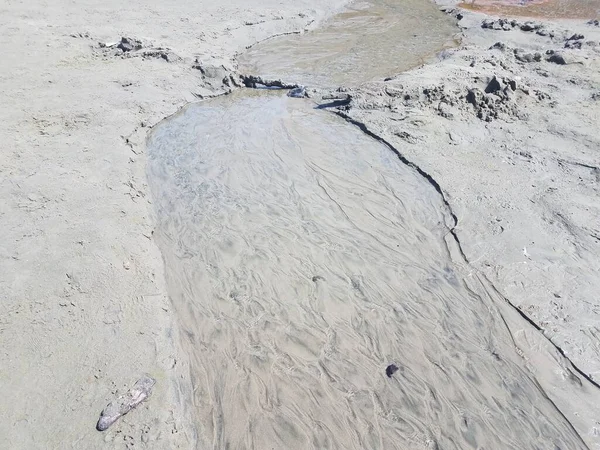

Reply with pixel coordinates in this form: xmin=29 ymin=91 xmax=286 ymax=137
xmin=147 ymin=91 xmax=586 ymax=449
xmin=147 ymin=0 xmax=592 ymax=448
xmin=237 ymin=0 xmax=458 ymax=88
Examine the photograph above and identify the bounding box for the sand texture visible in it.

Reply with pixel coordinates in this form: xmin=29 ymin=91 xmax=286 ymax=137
xmin=1 ymin=0 xmax=600 ymax=448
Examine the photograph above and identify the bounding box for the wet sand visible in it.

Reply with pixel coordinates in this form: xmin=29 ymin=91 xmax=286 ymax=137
xmin=238 ymin=0 xmax=458 ymax=87
xmin=147 ymin=91 xmax=586 ymax=449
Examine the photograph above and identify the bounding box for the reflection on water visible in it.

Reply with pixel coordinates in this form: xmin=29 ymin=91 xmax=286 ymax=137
xmin=459 ymin=0 xmax=600 ymax=19
xmin=147 ymin=91 xmax=587 ymax=449
xmin=238 ymin=0 xmax=458 ymax=88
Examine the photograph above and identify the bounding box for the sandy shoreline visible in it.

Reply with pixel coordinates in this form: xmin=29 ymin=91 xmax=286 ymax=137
xmin=1 ymin=0 xmax=599 ymax=448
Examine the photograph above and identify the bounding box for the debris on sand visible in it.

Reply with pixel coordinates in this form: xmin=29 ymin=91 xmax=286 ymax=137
xmin=514 ymin=48 xmax=542 ymax=63
xmin=241 ymin=74 xmax=301 ymax=89
xmin=287 ymin=86 xmax=308 ymax=98
xmin=140 ymin=48 xmax=180 ymax=63
xmin=96 ymin=375 xmax=156 ymax=431
xmin=386 ymin=364 xmax=399 ymax=378
xmin=117 ymin=37 xmax=143 ymax=53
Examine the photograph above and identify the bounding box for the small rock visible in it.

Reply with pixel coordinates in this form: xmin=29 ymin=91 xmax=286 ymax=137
xmin=547 ymin=52 xmax=567 ymax=65
xmin=485 ymin=75 xmax=504 ymax=94
xmin=567 ymin=33 xmax=585 ymax=41
xmin=481 ymin=19 xmax=494 ymax=29
xmin=117 ymin=37 xmax=142 ymax=53
xmin=520 ymin=22 xmax=537 ymax=32
xmin=466 ymin=88 xmax=482 ymax=107
xmin=386 ymin=364 xmax=399 ymax=378
xmin=514 ymin=49 xmax=541 ymax=63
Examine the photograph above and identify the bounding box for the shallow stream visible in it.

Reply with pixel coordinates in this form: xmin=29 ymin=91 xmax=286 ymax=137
xmin=238 ymin=0 xmax=458 ymax=88
xmin=146 ymin=1 xmax=590 ymax=448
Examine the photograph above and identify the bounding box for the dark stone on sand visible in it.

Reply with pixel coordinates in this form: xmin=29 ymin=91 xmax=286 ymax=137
xmin=466 ymin=88 xmax=480 ymax=107
xmin=482 ymin=18 xmax=518 ymax=31
xmin=386 ymin=364 xmax=399 ymax=378
xmin=312 ymin=275 xmax=325 ymax=282
xmin=547 ymin=52 xmax=567 ymax=65
xmin=485 ymin=76 xmax=504 ymax=94
xmin=481 ymin=19 xmax=494 ymax=29
xmin=520 ymin=22 xmax=537 ymax=32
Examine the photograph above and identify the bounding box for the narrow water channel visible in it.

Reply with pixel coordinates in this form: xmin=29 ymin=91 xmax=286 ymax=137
xmin=147 ymin=91 xmax=585 ymax=449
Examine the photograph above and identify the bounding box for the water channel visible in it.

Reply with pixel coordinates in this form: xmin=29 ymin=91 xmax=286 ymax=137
xmin=146 ymin=1 xmax=590 ymax=448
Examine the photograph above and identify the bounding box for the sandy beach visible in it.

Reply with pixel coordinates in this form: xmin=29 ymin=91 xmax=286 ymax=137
xmin=1 ymin=0 xmax=599 ymax=448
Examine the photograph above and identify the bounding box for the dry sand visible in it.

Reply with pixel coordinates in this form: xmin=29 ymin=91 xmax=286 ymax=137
xmin=1 ymin=0 xmax=599 ymax=448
